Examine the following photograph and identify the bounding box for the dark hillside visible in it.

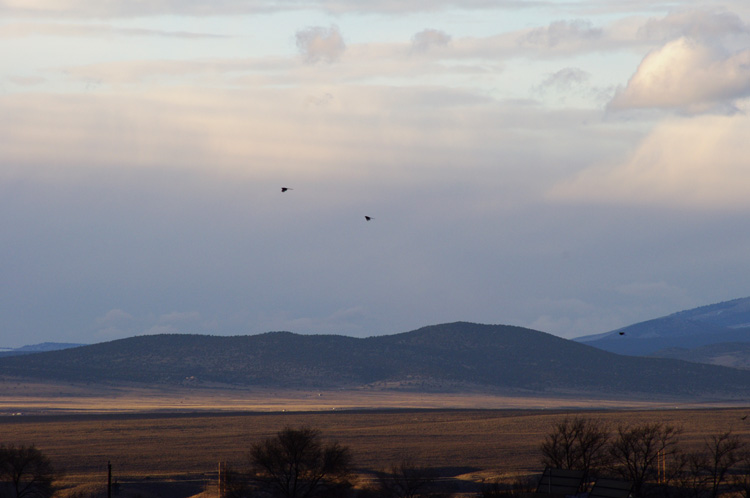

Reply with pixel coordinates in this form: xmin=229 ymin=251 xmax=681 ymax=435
xmin=651 ymin=342 xmax=750 ymax=370
xmin=1 ymin=322 xmax=749 ymax=399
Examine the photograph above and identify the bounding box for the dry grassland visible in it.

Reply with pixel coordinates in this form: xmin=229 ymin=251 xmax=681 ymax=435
xmin=1 ymin=378 xmax=745 ymax=415
xmin=2 ymin=382 xmax=749 ymax=497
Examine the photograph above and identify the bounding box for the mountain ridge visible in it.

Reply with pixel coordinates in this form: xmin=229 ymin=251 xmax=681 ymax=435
xmin=1 ymin=322 xmax=748 ymax=400
xmin=575 ymin=297 xmax=750 ymax=357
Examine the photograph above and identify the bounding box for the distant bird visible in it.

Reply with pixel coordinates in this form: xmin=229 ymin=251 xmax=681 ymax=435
xmin=281 ymin=187 xmax=293 ymax=192
xmin=618 ymin=331 xmax=625 ymax=336
xmin=365 ymin=216 xmax=373 ymax=221
xmin=742 ymin=414 xmax=748 ymax=421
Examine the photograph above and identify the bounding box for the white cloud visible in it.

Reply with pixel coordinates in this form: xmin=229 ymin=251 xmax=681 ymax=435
xmin=549 ymin=110 xmax=750 ymax=209
xmin=295 ymin=25 xmax=346 ymax=63
xmin=609 ymin=37 xmax=750 ymax=112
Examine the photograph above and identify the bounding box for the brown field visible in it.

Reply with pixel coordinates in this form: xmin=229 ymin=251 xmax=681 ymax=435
xmin=2 ymin=382 xmax=750 ymax=497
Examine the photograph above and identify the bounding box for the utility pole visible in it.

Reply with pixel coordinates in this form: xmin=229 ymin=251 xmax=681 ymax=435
xmin=108 ymin=461 xmax=112 ymax=498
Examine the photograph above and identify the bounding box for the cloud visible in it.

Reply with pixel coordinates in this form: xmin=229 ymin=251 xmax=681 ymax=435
xmin=638 ymin=8 xmax=750 ymax=43
xmin=0 ymin=22 xmax=226 ymax=39
xmin=2 ymin=85 xmax=586 ymax=184
xmin=60 ymin=58 xmax=292 ymax=87
xmin=0 ymin=0 xmax=281 ymax=18
xmin=548 ymin=111 xmax=750 ymax=209
xmin=518 ymin=19 xmax=603 ymax=51
xmin=295 ymin=25 xmax=346 ymax=63
xmin=411 ymin=29 xmax=451 ymax=53
xmin=538 ymin=67 xmax=590 ymax=92
xmin=97 ymin=308 xmax=135 ymax=325
xmin=608 ymin=37 xmax=750 ymax=113
xmin=0 ymin=0 xmax=538 ymax=18
xmin=6 ymin=75 xmax=46 ymax=86
xmin=527 ymin=297 xmax=619 ymax=338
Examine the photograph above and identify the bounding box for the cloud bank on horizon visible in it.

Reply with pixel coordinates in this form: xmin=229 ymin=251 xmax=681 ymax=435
xmin=2 ymin=0 xmax=750 ymax=347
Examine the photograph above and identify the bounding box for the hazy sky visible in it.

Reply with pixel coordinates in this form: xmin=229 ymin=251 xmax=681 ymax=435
xmin=2 ymin=0 xmax=750 ymax=348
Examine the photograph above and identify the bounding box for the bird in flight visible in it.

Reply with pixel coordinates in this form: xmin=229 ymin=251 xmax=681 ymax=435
xmin=365 ymin=216 xmax=373 ymax=221
xmin=618 ymin=331 xmax=625 ymax=336
xmin=281 ymin=187 xmax=293 ymax=192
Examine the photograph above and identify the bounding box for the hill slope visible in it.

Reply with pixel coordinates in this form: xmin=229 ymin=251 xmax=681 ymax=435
xmin=650 ymin=342 xmax=750 ymax=370
xmin=1 ymin=322 xmax=748 ymax=399
xmin=576 ymin=297 xmax=750 ymax=356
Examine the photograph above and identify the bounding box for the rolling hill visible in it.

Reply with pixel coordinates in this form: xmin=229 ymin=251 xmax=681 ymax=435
xmin=1 ymin=322 xmax=748 ymax=400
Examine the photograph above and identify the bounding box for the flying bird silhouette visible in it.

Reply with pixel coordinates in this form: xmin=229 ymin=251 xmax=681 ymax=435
xmin=618 ymin=331 xmax=625 ymax=336
xmin=365 ymin=216 xmax=372 ymax=221
xmin=281 ymin=187 xmax=293 ymax=192
xmin=742 ymin=414 xmax=748 ymax=421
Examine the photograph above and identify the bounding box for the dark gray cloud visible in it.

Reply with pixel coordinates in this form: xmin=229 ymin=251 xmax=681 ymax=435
xmin=519 ymin=19 xmax=603 ymax=49
xmin=295 ymin=25 xmax=346 ymax=63
xmin=638 ymin=8 xmax=750 ymax=43
xmin=411 ymin=29 xmax=452 ymax=52
xmin=538 ymin=67 xmax=590 ymax=92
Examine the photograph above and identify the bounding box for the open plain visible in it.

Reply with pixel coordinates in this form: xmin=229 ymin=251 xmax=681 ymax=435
xmin=2 ymin=381 xmax=750 ymax=497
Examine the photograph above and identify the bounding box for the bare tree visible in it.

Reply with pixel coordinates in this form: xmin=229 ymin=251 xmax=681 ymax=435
xmin=540 ymin=416 xmax=610 ymax=484
xmin=218 ymin=462 xmax=254 ymax=498
xmin=375 ymin=460 xmax=437 ymax=498
xmin=732 ymin=452 xmax=750 ymax=498
xmin=684 ymin=431 xmax=744 ymax=498
xmin=249 ymin=426 xmax=353 ymax=498
xmin=609 ymin=422 xmax=681 ymax=498
xmin=0 ymin=445 xmax=56 ymax=498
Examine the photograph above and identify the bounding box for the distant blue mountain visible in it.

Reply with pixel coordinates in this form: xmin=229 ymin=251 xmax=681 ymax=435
xmin=0 ymin=342 xmax=86 ymax=358
xmin=575 ymin=297 xmax=750 ymax=357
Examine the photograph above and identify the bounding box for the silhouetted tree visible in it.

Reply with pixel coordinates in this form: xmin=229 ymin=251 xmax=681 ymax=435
xmin=540 ymin=416 xmax=610 ymax=485
xmin=218 ymin=462 xmax=254 ymax=498
xmin=248 ymin=426 xmax=353 ymax=498
xmin=684 ymin=431 xmax=744 ymax=498
xmin=609 ymin=422 xmax=681 ymax=498
xmin=375 ymin=460 xmax=437 ymax=498
xmin=0 ymin=445 xmax=56 ymax=498
xmin=732 ymin=452 xmax=750 ymax=498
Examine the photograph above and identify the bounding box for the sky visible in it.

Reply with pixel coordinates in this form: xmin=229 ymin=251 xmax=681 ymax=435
xmin=2 ymin=0 xmax=750 ymax=348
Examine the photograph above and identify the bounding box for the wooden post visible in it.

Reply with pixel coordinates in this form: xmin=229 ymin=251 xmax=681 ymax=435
xmin=108 ymin=461 xmax=112 ymax=498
